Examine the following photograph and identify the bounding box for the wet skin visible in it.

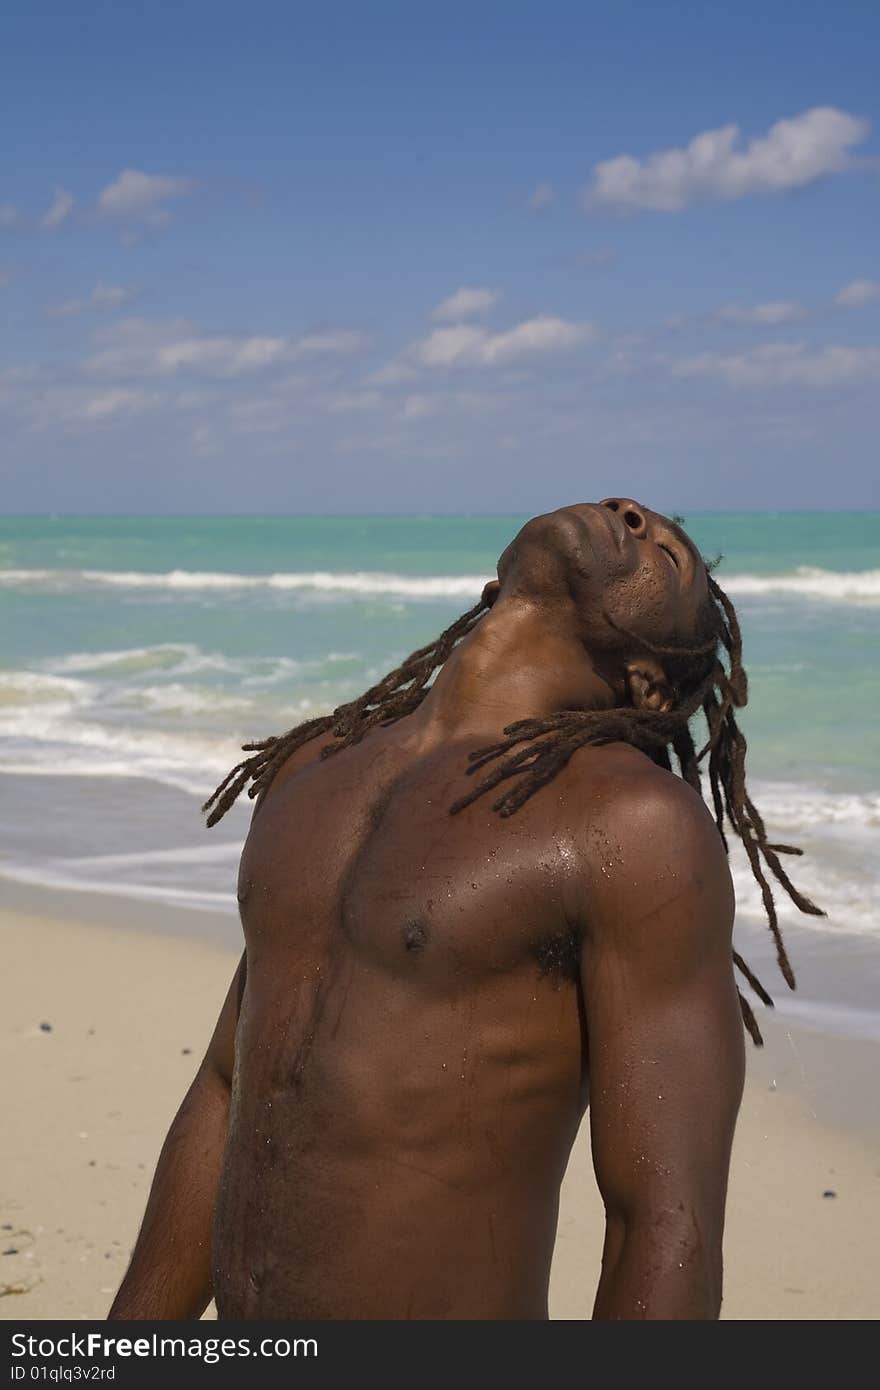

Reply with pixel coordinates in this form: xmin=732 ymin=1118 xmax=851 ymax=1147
xmin=109 ymin=500 xmax=745 ymax=1321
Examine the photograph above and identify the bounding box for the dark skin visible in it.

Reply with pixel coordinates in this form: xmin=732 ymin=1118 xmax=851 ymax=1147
xmin=109 ymin=498 xmax=744 ymax=1321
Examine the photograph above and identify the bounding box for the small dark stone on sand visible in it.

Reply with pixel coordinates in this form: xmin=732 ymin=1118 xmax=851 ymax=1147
xmin=40 ymin=1022 xmax=52 ymax=1032
xmin=88 ymin=1160 xmax=96 ymax=1167
xmin=181 ymin=1047 xmax=191 ymax=1055
xmin=822 ymin=1189 xmax=837 ymax=1199
xmin=2 ymin=1248 xmax=18 ymax=1256
xmin=1 ymin=1224 xmax=11 ymax=1231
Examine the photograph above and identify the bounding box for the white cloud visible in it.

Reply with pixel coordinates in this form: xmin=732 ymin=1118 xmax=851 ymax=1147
xmin=97 ymin=169 xmax=194 ymax=225
xmin=75 ymin=389 xmax=156 ymax=421
xmin=412 ymin=315 xmax=594 ymax=369
xmin=397 ymin=393 xmax=438 ymax=421
xmin=670 ymin=341 xmax=880 ymax=387
xmin=834 ymin=278 xmax=880 ymax=308
xmin=85 ymin=317 xmax=369 ymax=378
xmin=587 ymin=107 xmax=871 ymax=212
xmin=0 ymin=203 xmax=21 ymax=229
xmin=47 ymin=282 xmax=138 ymax=317
xmin=431 ymin=287 xmax=501 ymax=321
xmin=528 ymin=182 xmax=555 ymax=210
xmin=42 ymin=187 xmax=74 ymax=230
xmin=291 ymin=329 xmax=368 ymax=358
xmin=716 ymin=300 xmax=807 ymax=326
xmin=367 ymin=361 xmax=417 ymax=386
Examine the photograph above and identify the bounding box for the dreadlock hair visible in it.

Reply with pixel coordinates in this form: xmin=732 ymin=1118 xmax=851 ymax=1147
xmin=203 ymin=574 xmax=824 ymax=1045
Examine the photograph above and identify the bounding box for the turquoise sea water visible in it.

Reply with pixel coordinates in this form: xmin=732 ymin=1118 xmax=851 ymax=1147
xmin=1 ymin=512 xmax=878 ymax=1035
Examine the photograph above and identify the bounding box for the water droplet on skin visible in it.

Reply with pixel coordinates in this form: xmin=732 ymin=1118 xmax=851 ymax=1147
xmin=441 ymin=1062 xmax=447 ymax=1071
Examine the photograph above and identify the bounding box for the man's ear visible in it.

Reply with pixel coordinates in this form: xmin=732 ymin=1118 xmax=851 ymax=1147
xmin=624 ymin=657 xmax=673 ymax=713
xmin=481 ymin=578 xmax=501 ymax=608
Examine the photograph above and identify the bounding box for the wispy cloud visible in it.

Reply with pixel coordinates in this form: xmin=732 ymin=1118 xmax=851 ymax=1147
xmin=41 ymin=187 xmax=74 ymax=230
xmin=528 ymin=181 xmax=555 ymax=210
xmin=715 ymin=300 xmax=807 ymax=326
xmin=396 ymin=393 xmax=438 ymax=421
xmin=97 ymin=169 xmax=194 ymax=227
xmin=431 ymin=286 xmax=501 ymax=321
xmin=669 ymin=341 xmax=880 ymax=387
xmin=411 ymin=315 xmax=594 ymax=368
xmin=74 ymin=388 xmax=158 ymax=421
xmin=834 ymin=278 xmax=880 ymax=308
xmin=47 ymin=282 xmax=138 ymax=318
xmin=367 ymin=361 xmax=417 ymax=386
xmin=84 ymin=317 xmax=370 ymax=378
xmin=586 ymin=107 xmax=872 ymax=212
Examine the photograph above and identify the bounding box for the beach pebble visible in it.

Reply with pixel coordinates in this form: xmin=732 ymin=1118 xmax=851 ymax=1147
xmin=822 ymin=1189 xmax=837 ymax=1199
xmin=181 ymin=1047 xmax=192 ymax=1054
xmin=39 ymin=1022 xmax=52 ymax=1032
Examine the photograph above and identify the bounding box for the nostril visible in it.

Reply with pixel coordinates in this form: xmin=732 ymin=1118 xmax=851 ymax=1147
xmin=603 ymin=499 xmax=620 ymax=511
xmin=623 ymin=509 xmax=641 ymax=530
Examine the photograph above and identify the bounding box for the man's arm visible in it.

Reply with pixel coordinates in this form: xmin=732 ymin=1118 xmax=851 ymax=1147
xmin=578 ymin=773 xmax=745 ymax=1320
xmin=108 ymin=952 xmax=246 ymax=1320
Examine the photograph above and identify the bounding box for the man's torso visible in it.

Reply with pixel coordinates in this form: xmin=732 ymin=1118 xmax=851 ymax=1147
xmin=212 ymin=720 xmax=641 ymax=1318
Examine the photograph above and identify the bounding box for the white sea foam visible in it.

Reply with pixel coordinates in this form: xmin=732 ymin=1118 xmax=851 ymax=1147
xmin=45 ymin=645 xmax=361 ymax=688
xmin=722 ymin=567 xmax=880 ymax=603
xmin=3 ymin=563 xmax=880 ymax=602
xmin=0 ymin=567 xmax=490 ymax=599
xmin=0 ymin=858 xmax=237 ymax=913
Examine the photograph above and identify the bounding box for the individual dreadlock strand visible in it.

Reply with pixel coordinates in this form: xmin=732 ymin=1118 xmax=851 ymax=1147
xmin=702 ymin=692 xmax=729 ymax=849
xmin=733 ymin=951 xmax=775 ymax=1007
xmin=723 ymin=712 xmax=797 ymax=989
xmin=707 ymin=758 xmax=729 ymax=852
xmin=737 ymin=990 xmax=764 ymax=1047
xmin=672 ymin=724 xmax=701 ymax=794
xmin=757 ymin=840 xmax=825 ymax=917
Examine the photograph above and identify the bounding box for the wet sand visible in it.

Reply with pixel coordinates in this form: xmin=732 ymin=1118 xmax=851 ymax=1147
xmin=2 ymin=896 xmax=878 ymax=1321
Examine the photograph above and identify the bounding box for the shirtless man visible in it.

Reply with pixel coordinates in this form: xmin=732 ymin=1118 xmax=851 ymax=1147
xmin=108 ymin=498 xmax=772 ymax=1321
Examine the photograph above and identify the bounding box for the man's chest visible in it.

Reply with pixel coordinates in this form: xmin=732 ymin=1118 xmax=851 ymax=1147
xmin=235 ymin=747 xmax=582 ymax=991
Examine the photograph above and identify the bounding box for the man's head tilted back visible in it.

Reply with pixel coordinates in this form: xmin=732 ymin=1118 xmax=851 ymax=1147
xmin=482 ymin=498 xmax=716 ymax=719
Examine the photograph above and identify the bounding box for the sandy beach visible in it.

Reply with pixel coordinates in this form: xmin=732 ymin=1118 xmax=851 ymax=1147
xmin=2 ymin=891 xmax=878 ymax=1322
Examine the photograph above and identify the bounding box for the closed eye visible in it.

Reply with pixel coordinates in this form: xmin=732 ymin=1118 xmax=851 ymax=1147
xmin=658 ymin=543 xmax=679 ymax=568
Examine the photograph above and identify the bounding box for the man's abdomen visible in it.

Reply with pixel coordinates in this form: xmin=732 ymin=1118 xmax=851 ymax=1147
xmin=211 ymin=968 xmax=585 ymax=1319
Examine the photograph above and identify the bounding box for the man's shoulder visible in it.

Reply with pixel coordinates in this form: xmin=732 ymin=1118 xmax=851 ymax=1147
xmin=250 ymin=728 xmax=338 ymax=818
xmin=560 ymin=741 xmax=733 ymax=928
xmin=563 ymin=739 xmax=715 ymax=836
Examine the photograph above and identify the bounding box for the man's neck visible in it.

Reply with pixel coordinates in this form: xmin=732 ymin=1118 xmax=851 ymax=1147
xmin=403 ymin=595 xmax=621 ymax=746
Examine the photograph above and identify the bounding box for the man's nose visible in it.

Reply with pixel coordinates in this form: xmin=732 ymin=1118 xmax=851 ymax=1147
xmin=600 ymin=497 xmax=648 ymax=538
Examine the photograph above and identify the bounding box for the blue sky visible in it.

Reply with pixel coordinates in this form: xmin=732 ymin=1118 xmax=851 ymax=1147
xmin=2 ymin=0 xmax=879 ymax=513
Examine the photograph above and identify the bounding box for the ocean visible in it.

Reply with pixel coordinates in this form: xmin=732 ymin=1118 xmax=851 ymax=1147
xmin=2 ymin=512 xmax=878 ymax=1040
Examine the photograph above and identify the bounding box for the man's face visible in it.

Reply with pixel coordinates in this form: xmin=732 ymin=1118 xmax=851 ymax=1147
xmin=497 ymin=498 xmax=710 ymax=655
